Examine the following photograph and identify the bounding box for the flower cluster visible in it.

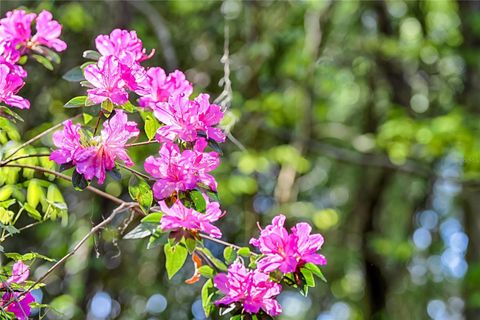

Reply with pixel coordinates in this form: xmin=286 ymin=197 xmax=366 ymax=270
xmin=0 ymin=261 xmax=35 ymax=320
xmin=50 ymin=111 xmax=139 ymax=184
xmin=0 ymin=9 xmax=66 ymax=110
xmin=214 ymin=262 xmax=282 ymax=317
xmin=250 ymin=214 xmax=327 ymax=273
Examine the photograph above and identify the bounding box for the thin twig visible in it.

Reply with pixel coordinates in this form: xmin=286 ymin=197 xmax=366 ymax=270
xmin=125 ymin=140 xmax=158 ymax=148
xmin=3 ymin=203 xmax=137 ymax=307
xmin=198 ymin=233 xmax=258 ymax=256
xmin=3 ymin=115 xmax=80 ymax=161
xmin=117 ymin=163 xmax=154 ymax=181
xmin=0 ymin=153 xmax=51 ymax=167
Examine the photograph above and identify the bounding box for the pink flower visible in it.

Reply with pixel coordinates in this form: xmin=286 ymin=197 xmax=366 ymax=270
xmin=31 ymin=10 xmax=67 ymax=52
xmin=154 ymin=93 xmax=225 ymax=143
xmin=0 ymin=10 xmax=35 ymax=45
xmin=137 ymin=67 xmax=192 ymax=108
xmin=95 ymin=29 xmax=154 ymax=65
xmin=214 ymin=262 xmax=282 ymax=317
xmin=50 ymin=111 xmax=139 ymax=184
xmin=0 ymin=63 xmax=29 ymax=109
xmin=1 ymin=261 xmax=35 ymax=320
xmin=75 ymin=111 xmax=139 ymax=184
xmin=0 ymin=9 xmax=66 ymax=55
xmin=159 ymin=198 xmax=224 ymax=238
xmin=49 ymin=119 xmax=82 ymax=164
xmin=250 ymin=214 xmax=327 ymax=274
xmin=84 ymin=56 xmax=129 ymax=105
xmin=144 ymin=139 xmax=219 ymax=200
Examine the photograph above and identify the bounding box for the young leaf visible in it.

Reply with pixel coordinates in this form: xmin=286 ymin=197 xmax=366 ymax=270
xmin=128 ymin=176 xmax=153 ymax=211
xmin=101 ymin=99 xmax=114 ymax=117
xmin=123 ymin=223 xmax=156 ymax=239
xmin=26 ymin=179 xmax=43 ymax=209
xmin=237 ymin=247 xmax=251 ymax=257
xmin=190 ymin=190 xmax=206 ymax=213
xmin=223 ymin=246 xmax=236 ymax=264
xmin=304 ymin=262 xmax=327 ymax=282
xmin=64 ymin=96 xmax=87 ymax=108
xmin=198 ymin=265 xmax=215 ymax=278
xmin=23 ymin=203 xmax=42 ymax=221
xmin=120 ymin=101 xmax=136 ymax=113
xmin=147 ymin=229 xmax=167 ymax=249
xmin=201 ymin=279 xmax=215 ymax=316
xmin=164 ymin=242 xmax=188 ymax=279
xmin=144 ymin=114 xmax=160 ymax=140
xmin=31 ymin=54 xmax=53 ymax=70
xmin=141 ymin=212 xmax=163 ymax=224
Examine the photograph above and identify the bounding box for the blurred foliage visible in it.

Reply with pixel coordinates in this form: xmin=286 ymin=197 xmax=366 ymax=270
xmin=2 ymin=0 xmax=480 ymax=319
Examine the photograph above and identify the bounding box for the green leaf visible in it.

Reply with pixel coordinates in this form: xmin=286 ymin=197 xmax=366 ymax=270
xmin=301 ymin=268 xmax=315 ymax=287
xmin=223 ymin=246 xmax=236 ymax=264
xmin=304 ymin=262 xmax=327 ymax=282
xmin=128 ymin=176 xmax=153 ymax=211
xmin=0 ymin=106 xmax=24 ymax=123
xmin=27 ymin=179 xmax=43 ymax=209
xmin=190 ymin=190 xmax=206 ymax=213
xmin=64 ymin=96 xmax=88 ymax=108
xmin=33 ymin=46 xmax=60 ymax=64
xmin=5 ymin=252 xmax=54 ymax=262
xmin=101 ymin=99 xmax=114 ymax=117
xmin=62 ymin=66 xmax=85 ymax=82
xmin=23 ymin=203 xmax=42 ymax=221
xmin=141 ymin=212 xmax=163 ymax=224
xmin=237 ymin=247 xmax=251 ymax=257
xmin=83 ymin=113 xmax=94 ymax=125
xmin=164 ymin=242 xmax=188 ymax=279
xmin=198 ymin=265 xmax=215 ymax=278
xmin=82 ymin=50 xmax=101 ymax=60
xmin=185 ymin=238 xmax=196 ymax=253
xmin=31 ymin=54 xmax=53 ymax=70
xmin=144 ymin=114 xmax=160 ymax=140
xmin=120 ymin=101 xmax=136 ymax=113
xmin=197 ymin=247 xmax=227 ymax=271
xmin=201 ymin=279 xmax=215 ymax=316
xmin=147 ymin=229 xmax=167 ymax=249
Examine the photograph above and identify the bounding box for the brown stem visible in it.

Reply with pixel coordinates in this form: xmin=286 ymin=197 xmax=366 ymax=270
xmin=198 ymin=233 xmax=258 ymax=256
xmin=116 ymin=163 xmax=154 ymax=181
xmin=125 ymin=140 xmax=158 ymax=148
xmin=0 ymin=153 xmax=51 ymax=167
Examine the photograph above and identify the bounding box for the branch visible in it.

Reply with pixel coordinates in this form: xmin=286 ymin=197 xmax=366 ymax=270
xmin=198 ymin=233 xmax=258 ymax=257
xmin=0 ymin=153 xmax=51 ymax=167
xmin=3 ymin=203 xmax=137 ymax=308
xmin=125 ymin=140 xmax=158 ymax=148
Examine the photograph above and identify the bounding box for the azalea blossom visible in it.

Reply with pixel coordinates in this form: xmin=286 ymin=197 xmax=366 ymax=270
xmin=250 ymin=214 xmax=327 ymax=274
xmin=214 ymin=262 xmax=282 ymax=317
xmin=84 ymin=56 xmax=129 ymax=106
xmin=50 ymin=111 xmax=139 ymax=184
xmin=0 ymin=9 xmax=66 ymax=56
xmin=159 ymin=198 xmax=224 ymax=238
xmin=95 ymin=29 xmax=154 ymax=64
xmin=1 ymin=261 xmax=35 ymax=320
xmin=153 ymin=93 xmax=225 ymax=143
xmin=137 ymin=67 xmax=192 ymax=109
xmin=144 ymin=139 xmax=219 ymax=200
xmin=31 ymin=10 xmax=67 ymax=52
xmin=0 ymin=63 xmax=29 ymax=109
xmin=49 ymin=119 xmax=82 ymax=165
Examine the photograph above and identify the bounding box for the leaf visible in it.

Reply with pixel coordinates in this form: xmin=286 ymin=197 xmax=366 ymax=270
xmin=147 ymin=229 xmax=167 ymax=249
xmin=62 ymin=66 xmax=85 ymax=82
xmin=72 ymin=171 xmax=88 ymax=190
xmin=201 ymin=279 xmax=215 ymax=316
xmin=23 ymin=203 xmax=42 ymax=221
xmin=0 ymin=106 xmax=23 ymax=123
xmin=64 ymin=96 xmax=88 ymax=108
xmin=223 ymin=246 xmax=236 ymax=264
xmin=123 ymin=223 xmax=156 ymax=239
xmin=59 ymin=163 xmax=75 ymax=172
xmin=300 ymin=268 xmax=315 ymax=287
xmin=120 ymin=101 xmax=136 ymax=113
xmin=237 ymin=247 xmax=251 ymax=257
xmin=164 ymin=242 xmax=188 ymax=279
xmin=197 ymin=247 xmax=227 ymax=271
xmin=0 ymin=199 xmax=16 ymax=209
xmin=144 ymin=114 xmax=160 ymax=140
xmin=101 ymin=99 xmax=114 ymax=117
xmin=198 ymin=265 xmax=215 ymax=278
xmin=190 ymin=190 xmax=206 ymax=213
xmin=5 ymin=252 xmax=54 ymax=262
xmin=0 ymin=222 xmax=19 ymax=235
xmin=33 ymin=46 xmax=60 ymax=64
xmin=83 ymin=113 xmax=94 ymax=125
xmin=141 ymin=212 xmax=163 ymax=224
xmin=31 ymin=54 xmax=53 ymax=70
xmin=304 ymin=262 xmax=327 ymax=282
xmin=82 ymin=50 xmax=101 ymax=60
xmin=128 ymin=176 xmax=153 ymax=211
